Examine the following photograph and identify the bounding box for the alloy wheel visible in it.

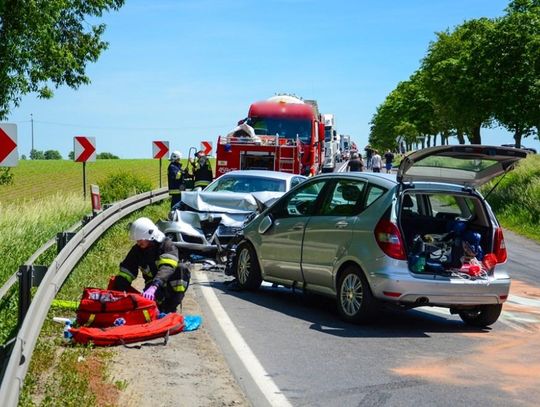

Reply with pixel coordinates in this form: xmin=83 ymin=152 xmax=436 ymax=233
xmin=237 ymin=247 xmax=251 ymax=284
xmin=340 ymin=273 xmax=364 ymax=317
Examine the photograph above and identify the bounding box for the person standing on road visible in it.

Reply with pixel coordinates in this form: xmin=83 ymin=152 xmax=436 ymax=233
xmin=364 ymin=145 xmax=373 ymax=170
xmin=112 ymin=217 xmax=190 ymax=313
xmin=347 ymin=152 xmax=364 ymax=172
xmin=168 ymin=150 xmax=186 ymax=209
xmin=192 ymin=151 xmax=213 ymax=189
xmin=384 ymin=150 xmax=395 ymax=173
xmin=371 ymin=150 xmax=382 ymax=173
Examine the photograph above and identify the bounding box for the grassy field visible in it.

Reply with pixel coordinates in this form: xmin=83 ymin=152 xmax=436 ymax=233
xmin=0 ymin=158 xmax=173 ymax=205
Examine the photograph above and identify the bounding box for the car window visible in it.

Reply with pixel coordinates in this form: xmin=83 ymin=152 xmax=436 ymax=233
xmin=278 ymin=180 xmax=327 ymax=217
xmin=321 ymin=180 xmax=366 ymax=216
xmin=427 ymin=194 xmax=473 ymax=219
xmin=205 ymin=176 xmax=286 ymax=192
xmin=365 ymin=185 xmax=386 ymax=207
xmin=290 ymin=176 xmax=306 ymax=189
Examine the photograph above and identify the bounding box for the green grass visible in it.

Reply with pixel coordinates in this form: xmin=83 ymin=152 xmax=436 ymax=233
xmin=0 ymin=159 xmax=175 ymax=205
xmin=482 ymin=154 xmax=540 ymax=242
xmin=19 ymin=201 xmax=170 ymax=406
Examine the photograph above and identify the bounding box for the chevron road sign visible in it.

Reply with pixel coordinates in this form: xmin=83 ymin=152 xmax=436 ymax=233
xmin=0 ymin=123 xmax=18 ymax=167
xmin=74 ymin=136 xmax=96 ymax=162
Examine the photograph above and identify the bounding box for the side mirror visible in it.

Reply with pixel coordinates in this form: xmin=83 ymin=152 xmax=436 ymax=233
xmin=258 ymin=215 xmax=273 ymax=234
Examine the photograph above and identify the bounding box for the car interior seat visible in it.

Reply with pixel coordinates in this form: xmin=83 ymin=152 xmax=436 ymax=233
xmin=333 ymin=185 xmax=361 ymax=215
xmin=402 ymin=194 xmax=417 ymax=217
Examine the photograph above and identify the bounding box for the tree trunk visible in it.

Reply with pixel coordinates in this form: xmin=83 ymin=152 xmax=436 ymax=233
xmin=426 ymin=135 xmax=431 ymax=147
xmin=432 ymin=133 xmax=437 ymax=146
xmin=513 ymin=126 xmax=523 ymax=148
xmin=456 ymin=130 xmax=465 ymax=144
xmin=470 ymin=124 xmax=481 ymax=144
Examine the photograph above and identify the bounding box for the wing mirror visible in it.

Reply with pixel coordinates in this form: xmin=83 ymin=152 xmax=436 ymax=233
xmin=258 ymin=215 xmax=273 ymax=234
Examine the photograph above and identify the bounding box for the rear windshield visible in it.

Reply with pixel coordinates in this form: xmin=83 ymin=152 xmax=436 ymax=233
xmin=205 ymin=176 xmax=286 ymax=193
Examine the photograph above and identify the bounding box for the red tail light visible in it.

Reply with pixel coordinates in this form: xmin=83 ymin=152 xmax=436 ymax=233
xmin=493 ymin=227 xmax=507 ymax=263
xmin=374 ymin=218 xmax=406 ymax=260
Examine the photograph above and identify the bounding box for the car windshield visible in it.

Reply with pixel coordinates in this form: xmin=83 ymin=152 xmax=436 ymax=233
xmin=247 ymin=117 xmax=312 ymax=143
xmin=205 ymin=176 xmax=286 ymax=193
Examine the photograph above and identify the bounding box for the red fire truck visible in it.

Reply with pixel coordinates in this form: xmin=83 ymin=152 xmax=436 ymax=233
xmin=215 ymin=95 xmax=325 ymax=177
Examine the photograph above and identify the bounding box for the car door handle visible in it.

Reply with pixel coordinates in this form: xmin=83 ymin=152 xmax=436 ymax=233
xmin=292 ymin=223 xmax=304 ymax=231
xmin=335 ymin=221 xmax=348 ymax=229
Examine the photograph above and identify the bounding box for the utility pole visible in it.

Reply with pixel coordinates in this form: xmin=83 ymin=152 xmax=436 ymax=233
xmin=31 ymin=113 xmax=34 ymax=158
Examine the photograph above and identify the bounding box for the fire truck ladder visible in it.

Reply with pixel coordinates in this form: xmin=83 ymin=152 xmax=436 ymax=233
xmin=276 ymin=137 xmax=298 ymax=173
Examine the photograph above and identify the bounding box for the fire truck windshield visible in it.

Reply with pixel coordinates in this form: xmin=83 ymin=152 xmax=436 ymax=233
xmin=248 ymin=117 xmax=312 ymax=143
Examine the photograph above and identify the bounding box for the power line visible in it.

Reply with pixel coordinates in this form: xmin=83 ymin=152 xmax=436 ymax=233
xmin=29 ymin=119 xmax=230 ymax=132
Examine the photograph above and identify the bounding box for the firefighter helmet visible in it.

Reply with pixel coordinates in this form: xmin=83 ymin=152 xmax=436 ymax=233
xmin=129 ymin=217 xmax=165 ymax=242
xmin=170 ymin=150 xmax=182 ymax=161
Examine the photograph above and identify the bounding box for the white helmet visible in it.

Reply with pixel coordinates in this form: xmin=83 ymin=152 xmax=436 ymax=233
xmin=129 ymin=217 xmax=165 ymax=242
xmin=170 ymin=150 xmax=182 ymax=161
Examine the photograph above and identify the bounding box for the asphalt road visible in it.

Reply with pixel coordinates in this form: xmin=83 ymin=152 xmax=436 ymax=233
xmin=191 ymin=229 xmax=540 ymax=407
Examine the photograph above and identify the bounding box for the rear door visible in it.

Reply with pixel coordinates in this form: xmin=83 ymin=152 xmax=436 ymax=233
xmin=258 ymin=179 xmax=328 ymax=283
xmin=301 ymin=178 xmax=367 ymax=292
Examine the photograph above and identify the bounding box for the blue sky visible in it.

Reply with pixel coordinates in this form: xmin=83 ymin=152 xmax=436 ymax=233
xmin=8 ymin=0 xmax=539 ymax=159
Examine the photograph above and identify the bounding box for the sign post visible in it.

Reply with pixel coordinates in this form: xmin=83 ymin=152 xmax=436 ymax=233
xmin=0 ymin=123 xmax=18 ymax=167
xmin=152 ymin=141 xmax=169 ymax=188
xmin=74 ymin=136 xmax=96 ymax=199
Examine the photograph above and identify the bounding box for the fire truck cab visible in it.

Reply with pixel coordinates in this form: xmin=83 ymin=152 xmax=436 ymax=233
xmin=215 ymin=95 xmax=325 ymax=177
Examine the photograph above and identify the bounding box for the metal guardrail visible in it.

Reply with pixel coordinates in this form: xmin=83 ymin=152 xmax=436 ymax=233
xmin=0 ymin=222 xmax=82 ymax=301
xmin=0 ymin=187 xmax=168 ymax=407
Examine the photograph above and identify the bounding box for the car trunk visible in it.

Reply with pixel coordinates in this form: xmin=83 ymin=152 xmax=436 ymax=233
xmin=395 ymin=145 xmax=527 ymax=279
xmin=398 ymin=189 xmax=495 ymax=278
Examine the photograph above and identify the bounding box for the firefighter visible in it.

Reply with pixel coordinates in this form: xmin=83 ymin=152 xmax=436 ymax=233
xmin=168 ymin=150 xmax=185 ymax=209
xmin=112 ymin=217 xmax=190 ymax=313
xmin=192 ymin=151 xmax=213 ymax=189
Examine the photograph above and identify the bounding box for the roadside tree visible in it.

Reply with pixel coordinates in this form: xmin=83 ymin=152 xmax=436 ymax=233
xmin=0 ymin=0 xmax=125 ymax=120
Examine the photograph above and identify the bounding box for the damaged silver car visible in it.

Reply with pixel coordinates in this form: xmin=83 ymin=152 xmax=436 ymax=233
xmin=230 ymin=145 xmax=527 ymax=327
xmin=156 ymin=170 xmax=306 ymax=261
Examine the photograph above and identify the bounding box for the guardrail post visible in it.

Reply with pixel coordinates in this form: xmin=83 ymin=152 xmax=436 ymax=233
xmin=17 ymin=265 xmax=32 ymax=327
xmin=56 ymin=232 xmax=76 ymax=253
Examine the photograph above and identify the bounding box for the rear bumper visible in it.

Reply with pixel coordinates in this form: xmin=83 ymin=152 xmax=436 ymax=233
xmin=370 ymin=268 xmax=510 ymax=307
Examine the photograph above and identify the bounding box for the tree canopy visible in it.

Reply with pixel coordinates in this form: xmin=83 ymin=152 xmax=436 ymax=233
xmin=0 ymin=0 xmax=124 ymax=120
xmin=369 ymin=1 xmax=540 ymax=150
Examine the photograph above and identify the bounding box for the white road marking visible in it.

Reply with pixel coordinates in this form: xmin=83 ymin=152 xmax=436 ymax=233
xmin=418 ymin=306 xmax=535 ymax=332
xmin=508 ymin=294 xmax=540 ymax=308
xmin=195 ymin=270 xmax=292 ymax=407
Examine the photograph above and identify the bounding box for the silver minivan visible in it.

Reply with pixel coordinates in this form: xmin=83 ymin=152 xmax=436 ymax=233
xmin=230 ymin=145 xmax=527 ymax=326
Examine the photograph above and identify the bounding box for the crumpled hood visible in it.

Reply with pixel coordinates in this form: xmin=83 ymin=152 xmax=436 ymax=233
xmin=180 ymin=190 xmax=283 ymax=214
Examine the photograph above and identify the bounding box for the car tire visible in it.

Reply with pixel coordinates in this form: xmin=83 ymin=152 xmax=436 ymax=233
xmin=235 ymin=242 xmax=262 ymax=291
xmin=337 ymin=266 xmax=377 ymax=323
xmin=458 ymin=304 xmax=502 ymax=327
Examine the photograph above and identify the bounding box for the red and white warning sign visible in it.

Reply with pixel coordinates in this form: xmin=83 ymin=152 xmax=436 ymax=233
xmin=153 ymin=141 xmax=169 ymax=159
xmin=201 ymin=141 xmax=212 ymax=156
xmin=0 ymin=123 xmax=18 ymax=167
xmin=74 ymin=136 xmax=96 ymax=162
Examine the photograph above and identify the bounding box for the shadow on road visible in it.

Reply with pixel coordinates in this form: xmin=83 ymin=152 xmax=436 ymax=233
xmin=200 ymin=278 xmax=491 ymax=338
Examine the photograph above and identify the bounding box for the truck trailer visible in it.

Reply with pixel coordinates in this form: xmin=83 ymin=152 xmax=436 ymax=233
xmin=322 ymin=113 xmax=341 ymax=173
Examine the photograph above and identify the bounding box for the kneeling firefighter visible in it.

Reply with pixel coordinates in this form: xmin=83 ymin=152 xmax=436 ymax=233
xmin=112 ymin=217 xmax=190 ymax=313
